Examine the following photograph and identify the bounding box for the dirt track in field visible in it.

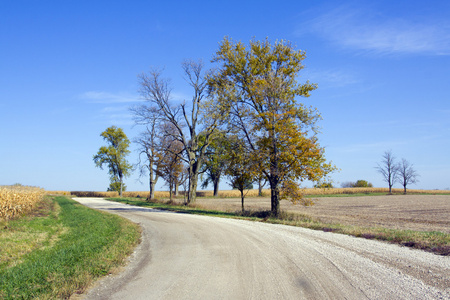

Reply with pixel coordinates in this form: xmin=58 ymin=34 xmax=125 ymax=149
xmin=195 ymin=194 xmax=450 ymax=233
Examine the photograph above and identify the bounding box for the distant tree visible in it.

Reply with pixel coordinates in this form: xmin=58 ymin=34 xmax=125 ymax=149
xmin=341 ymin=180 xmax=373 ymax=188
xmin=93 ymin=126 xmax=132 ymax=196
xmin=256 ymin=175 xmax=267 ymax=197
xmin=397 ymin=158 xmax=419 ymax=194
xmin=223 ymin=135 xmax=256 ymax=212
xmin=131 ymin=105 xmax=162 ymax=200
xmin=376 ymin=150 xmax=399 ymax=194
xmin=314 ymin=182 xmax=334 ymax=188
xmin=200 ymin=131 xmax=228 ymax=197
xmin=354 ymin=180 xmax=373 ymax=188
xmin=340 ymin=181 xmax=355 ymax=188
xmin=157 ymin=122 xmax=185 ymax=201
xmin=107 ymin=181 xmax=127 ymax=193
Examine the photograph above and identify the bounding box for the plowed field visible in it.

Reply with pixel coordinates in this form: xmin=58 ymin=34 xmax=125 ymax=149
xmin=195 ymin=194 xmax=450 ymax=233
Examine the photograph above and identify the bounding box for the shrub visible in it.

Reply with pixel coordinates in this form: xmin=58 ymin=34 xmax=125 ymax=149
xmin=341 ymin=180 xmax=373 ymax=188
xmin=314 ymin=182 xmax=334 ymax=188
xmin=354 ymin=180 xmax=373 ymax=188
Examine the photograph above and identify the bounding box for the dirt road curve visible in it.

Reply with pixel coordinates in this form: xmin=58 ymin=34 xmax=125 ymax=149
xmin=74 ymin=198 xmax=449 ymax=300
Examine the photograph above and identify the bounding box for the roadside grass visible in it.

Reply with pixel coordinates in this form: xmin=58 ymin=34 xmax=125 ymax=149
xmin=108 ymin=197 xmax=450 ymax=256
xmin=0 ymin=196 xmax=140 ymax=299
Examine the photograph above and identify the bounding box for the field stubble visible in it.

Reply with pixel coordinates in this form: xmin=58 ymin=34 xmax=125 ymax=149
xmin=193 ymin=194 xmax=450 ymax=234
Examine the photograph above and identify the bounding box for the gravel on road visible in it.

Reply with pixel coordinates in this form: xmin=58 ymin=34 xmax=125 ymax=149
xmin=74 ymin=198 xmax=450 ymax=300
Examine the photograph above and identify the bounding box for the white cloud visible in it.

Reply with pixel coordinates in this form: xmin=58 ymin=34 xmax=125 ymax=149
xmin=298 ymin=4 xmax=450 ymax=56
xmin=305 ymin=69 xmax=359 ymax=88
xmin=81 ymin=91 xmax=140 ymax=103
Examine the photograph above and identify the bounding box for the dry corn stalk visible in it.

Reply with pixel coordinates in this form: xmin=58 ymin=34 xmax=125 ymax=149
xmin=0 ymin=186 xmax=45 ymax=221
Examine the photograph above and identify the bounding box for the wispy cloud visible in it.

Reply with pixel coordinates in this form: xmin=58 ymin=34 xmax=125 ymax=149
xmin=305 ymin=69 xmax=359 ymax=88
xmin=298 ymin=4 xmax=450 ymax=56
xmin=81 ymin=91 xmax=140 ymax=104
xmin=96 ymin=107 xmax=134 ymax=126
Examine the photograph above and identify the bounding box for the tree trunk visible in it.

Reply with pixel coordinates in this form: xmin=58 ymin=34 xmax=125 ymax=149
xmin=119 ymin=174 xmax=123 ymax=197
xmin=271 ymin=187 xmax=280 ymax=217
xmin=240 ymin=189 xmax=245 ymax=212
xmin=188 ymin=170 xmax=198 ymax=203
xmin=258 ymin=178 xmax=263 ymax=196
xmin=268 ymin=174 xmax=280 ymax=217
xmin=403 ymin=184 xmax=407 ymax=195
xmin=174 ymin=183 xmax=179 ymax=196
xmin=149 ymin=177 xmax=156 ymax=200
xmin=213 ymin=177 xmax=220 ymax=197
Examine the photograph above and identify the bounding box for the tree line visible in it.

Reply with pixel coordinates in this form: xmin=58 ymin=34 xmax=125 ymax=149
xmin=93 ymin=37 xmax=336 ymax=216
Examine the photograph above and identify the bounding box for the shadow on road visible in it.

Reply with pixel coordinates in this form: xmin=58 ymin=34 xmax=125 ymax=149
xmin=104 ymin=207 xmax=168 ymax=213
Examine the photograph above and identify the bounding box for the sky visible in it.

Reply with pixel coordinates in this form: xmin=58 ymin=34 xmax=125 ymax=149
xmin=1 ymin=0 xmax=449 ymax=192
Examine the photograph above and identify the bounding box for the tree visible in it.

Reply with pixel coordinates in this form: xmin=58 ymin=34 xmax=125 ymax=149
xmin=256 ymin=174 xmax=267 ymax=197
xmin=131 ymin=105 xmax=162 ymax=200
xmin=340 ymin=181 xmax=355 ymax=188
xmin=314 ymin=182 xmax=334 ymax=188
xmin=209 ymin=37 xmax=336 ymax=216
xmin=397 ymin=158 xmax=419 ymax=194
xmin=133 ymin=128 xmax=160 ymax=200
xmin=108 ymin=181 xmax=127 ymax=192
xmin=376 ymin=150 xmax=399 ymax=194
xmin=93 ymin=126 xmax=132 ymax=196
xmin=200 ymin=131 xmax=228 ymax=197
xmin=138 ymin=60 xmax=225 ymax=204
xmin=223 ymin=135 xmax=256 ymax=212
xmin=354 ymin=180 xmax=373 ymax=188
xmin=157 ymin=122 xmax=185 ymax=201
xmin=341 ymin=180 xmax=373 ymax=188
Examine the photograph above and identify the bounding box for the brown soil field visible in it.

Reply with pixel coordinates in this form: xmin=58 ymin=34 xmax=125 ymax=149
xmin=194 ymin=195 xmax=450 ymax=233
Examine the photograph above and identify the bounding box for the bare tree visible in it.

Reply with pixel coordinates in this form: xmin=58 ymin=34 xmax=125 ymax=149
xmin=397 ymin=158 xmax=419 ymax=194
xmin=157 ymin=122 xmax=185 ymax=201
xmin=133 ymin=128 xmax=159 ymax=200
xmin=376 ymin=150 xmax=399 ymax=194
xmin=131 ymin=106 xmax=161 ymax=200
xmin=138 ymin=60 xmax=225 ymax=203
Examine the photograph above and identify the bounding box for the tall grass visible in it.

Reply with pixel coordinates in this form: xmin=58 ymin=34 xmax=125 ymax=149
xmin=0 ymin=185 xmax=45 ymax=221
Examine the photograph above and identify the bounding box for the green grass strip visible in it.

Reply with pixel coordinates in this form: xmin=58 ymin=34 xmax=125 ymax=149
xmin=0 ymin=196 xmax=140 ymax=299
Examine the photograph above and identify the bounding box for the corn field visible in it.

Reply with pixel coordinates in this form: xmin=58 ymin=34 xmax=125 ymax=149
xmin=0 ymin=185 xmax=45 ymax=221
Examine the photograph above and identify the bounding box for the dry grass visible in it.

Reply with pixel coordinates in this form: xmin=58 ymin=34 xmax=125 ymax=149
xmin=0 ymin=185 xmax=45 ymax=221
xmin=59 ymin=187 xmax=449 ymax=199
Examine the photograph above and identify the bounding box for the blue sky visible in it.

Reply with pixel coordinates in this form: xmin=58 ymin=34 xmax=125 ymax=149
xmin=1 ymin=0 xmax=449 ymax=191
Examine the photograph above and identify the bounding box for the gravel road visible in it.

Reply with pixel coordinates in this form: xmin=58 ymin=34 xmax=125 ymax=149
xmin=74 ymin=198 xmax=449 ymax=300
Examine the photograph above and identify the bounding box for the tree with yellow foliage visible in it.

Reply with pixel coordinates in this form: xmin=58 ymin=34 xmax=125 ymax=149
xmin=209 ymin=38 xmax=336 ymax=216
